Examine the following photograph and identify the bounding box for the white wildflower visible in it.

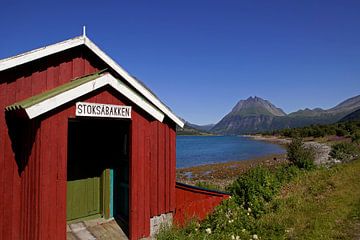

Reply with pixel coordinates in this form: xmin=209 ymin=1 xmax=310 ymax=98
xmin=236 ymin=236 xmax=240 ymax=240
xmin=247 ymin=207 xmax=252 ymax=212
xmin=231 ymin=235 xmax=235 ymax=240
xmin=205 ymin=228 xmax=212 ymax=234
xmin=228 ymin=219 xmax=234 ymax=223
xmin=242 ymin=229 xmax=246 ymax=232
xmin=252 ymin=234 xmax=258 ymax=240
xmin=247 ymin=212 xmax=250 ymax=216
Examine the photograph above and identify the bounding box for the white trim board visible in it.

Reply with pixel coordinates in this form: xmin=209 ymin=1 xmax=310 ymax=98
xmin=0 ymin=36 xmax=184 ymax=127
xmin=25 ymin=73 xmax=165 ymax=122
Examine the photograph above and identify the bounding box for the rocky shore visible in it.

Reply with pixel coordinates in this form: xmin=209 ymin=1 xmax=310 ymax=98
xmin=176 ymin=135 xmax=336 ymax=190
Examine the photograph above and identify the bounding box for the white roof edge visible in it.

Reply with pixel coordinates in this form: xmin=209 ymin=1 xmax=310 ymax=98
xmin=83 ymin=37 xmax=184 ymax=128
xmin=25 ymin=73 xmax=165 ymax=122
xmin=0 ymin=36 xmax=85 ymax=71
xmin=0 ymin=35 xmax=185 ymax=128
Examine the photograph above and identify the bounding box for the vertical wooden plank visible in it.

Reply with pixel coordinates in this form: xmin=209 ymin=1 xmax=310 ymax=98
xmin=46 ymin=63 xmax=58 ymax=90
xmin=157 ymin=123 xmax=165 ymax=214
xmin=169 ymin=126 xmax=176 ymax=212
xmin=103 ymin=169 xmax=111 ymax=219
xmin=33 ymin=68 xmax=47 ymax=239
xmin=59 ymin=59 xmax=73 ymax=85
xmin=84 ymin=56 xmax=95 ymax=75
xmin=48 ymin=115 xmax=59 ymax=240
xmin=165 ymin=125 xmax=170 ymax=212
xmin=40 ymin=116 xmax=49 ymax=239
xmin=130 ymin=114 xmax=139 ymax=240
xmin=139 ymin=117 xmax=145 ymax=237
xmin=144 ymin=127 xmax=150 ymax=236
xmin=3 ymin=79 xmax=17 ymax=239
xmin=72 ymin=56 xmax=85 ymax=79
xmin=150 ymin=122 xmax=158 ymax=216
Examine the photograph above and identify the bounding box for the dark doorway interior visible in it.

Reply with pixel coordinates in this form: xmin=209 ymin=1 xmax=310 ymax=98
xmin=67 ymin=118 xmax=130 ymax=232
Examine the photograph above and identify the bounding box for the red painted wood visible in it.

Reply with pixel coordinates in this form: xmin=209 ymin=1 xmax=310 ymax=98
xmin=169 ymin=126 xmax=176 ymax=212
xmin=0 ymin=45 xmax=179 ymax=240
xmin=144 ymin=127 xmax=151 ymax=237
xmin=138 ymin=116 xmax=145 ymax=238
xmin=130 ymin=113 xmax=139 ymax=240
xmin=150 ymin=121 xmax=158 ymax=217
xmin=158 ymin=123 xmax=165 ymax=214
xmin=174 ymin=183 xmax=231 ymax=226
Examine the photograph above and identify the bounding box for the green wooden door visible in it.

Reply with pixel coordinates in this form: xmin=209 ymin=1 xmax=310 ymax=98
xmin=67 ymin=119 xmax=103 ymax=222
xmin=66 ymin=177 xmax=101 ymax=221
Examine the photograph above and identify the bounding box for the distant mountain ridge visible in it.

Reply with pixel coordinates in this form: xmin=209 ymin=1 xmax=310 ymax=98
xmin=211 ymin=95 xmax=360 ymax=134
xmin=341 ymin=108 xmax=360 ymax=122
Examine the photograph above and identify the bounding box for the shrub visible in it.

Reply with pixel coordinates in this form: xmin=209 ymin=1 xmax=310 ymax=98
xmin=287 ymin=138 xmax=316 ymax=170
xmin=351 ymin=130 xmax=360 ymax=145
xmin=275 ymin=164 xmax=301 ymax=183
xmin=330 ymin=142 xmax=360 ymax=162
xmin=227 ymin=166 xmax=279 ymax=217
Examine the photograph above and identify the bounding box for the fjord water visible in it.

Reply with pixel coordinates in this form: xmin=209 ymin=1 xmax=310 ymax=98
xmin=176 ymin=136 xmax=285 ymax=168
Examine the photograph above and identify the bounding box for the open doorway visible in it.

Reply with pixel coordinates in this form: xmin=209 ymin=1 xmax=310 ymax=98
xmin=66 ymin=118 xmax=130 ymax=233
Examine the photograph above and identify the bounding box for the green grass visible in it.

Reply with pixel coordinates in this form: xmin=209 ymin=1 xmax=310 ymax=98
xmin=256 ymin=159 xmax=360 ymax=239
xmin=158 ymin=159 xmax=360 ymax=239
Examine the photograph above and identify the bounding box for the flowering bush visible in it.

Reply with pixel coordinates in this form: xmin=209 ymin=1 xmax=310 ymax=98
xmin=227 ymin=166 xmax=280 ymax=217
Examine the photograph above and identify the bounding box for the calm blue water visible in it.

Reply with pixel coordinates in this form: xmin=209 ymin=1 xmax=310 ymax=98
xmin=176 ymin=136 xmax=285 ymax=168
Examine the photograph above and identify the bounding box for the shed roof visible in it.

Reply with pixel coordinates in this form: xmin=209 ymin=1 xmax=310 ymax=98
xmin=0 ymin=36 xmax=184 ymax=127
xmin=6 ymin=71 xmax=164 ymax=121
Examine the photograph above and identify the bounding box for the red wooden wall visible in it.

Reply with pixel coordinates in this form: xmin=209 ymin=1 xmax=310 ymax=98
xmin=0 ymin=46 xmax=176 ymax=240
xmin=174 ymin=182 xmax=231 ymax=226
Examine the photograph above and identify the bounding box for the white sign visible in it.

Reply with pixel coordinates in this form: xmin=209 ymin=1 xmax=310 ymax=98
xmin=76 ymin=102 xmax=131 ymax=119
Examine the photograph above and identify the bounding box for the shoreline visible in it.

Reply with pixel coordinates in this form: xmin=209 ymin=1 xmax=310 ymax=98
xmin=176 ymin=134 xmax=334 ymax=190
xmin=176 ymin=152 xmax=287 ymax=190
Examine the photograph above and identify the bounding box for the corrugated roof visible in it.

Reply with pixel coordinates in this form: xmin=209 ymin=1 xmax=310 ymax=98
xmin=5 ymin=70 xmax=107 ymax=111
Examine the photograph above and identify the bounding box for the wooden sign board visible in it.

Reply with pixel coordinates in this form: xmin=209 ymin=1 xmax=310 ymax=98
xmin=76 ymin=102 xmax=131 ymax=119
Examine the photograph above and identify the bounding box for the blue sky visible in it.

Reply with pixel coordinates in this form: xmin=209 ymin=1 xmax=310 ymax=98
xmin=1 ymin=1 xmax=360 ymax=124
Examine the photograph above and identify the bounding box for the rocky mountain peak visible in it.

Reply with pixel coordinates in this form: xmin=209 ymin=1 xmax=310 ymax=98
xmin=231 ymin=96 xmax=286 ymax=117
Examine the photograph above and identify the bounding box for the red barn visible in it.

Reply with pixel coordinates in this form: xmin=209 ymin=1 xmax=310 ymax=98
xmin=0 ymin=34 xmax=232 ymax=240
xmin=0 ymin=35 xmax=185 ymax=240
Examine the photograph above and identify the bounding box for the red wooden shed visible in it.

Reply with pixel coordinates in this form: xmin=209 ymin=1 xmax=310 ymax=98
xmin=0 ymin=35 xmax=185 ymax=240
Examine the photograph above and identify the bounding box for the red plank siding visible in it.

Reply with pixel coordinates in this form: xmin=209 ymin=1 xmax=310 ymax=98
xmin=174 ymin=182 xmax=231 ymax=226
xmin=0 ymin=45 xmax=178 ymax=240
xmin=169 ymin=126 xmax=176 ymax=212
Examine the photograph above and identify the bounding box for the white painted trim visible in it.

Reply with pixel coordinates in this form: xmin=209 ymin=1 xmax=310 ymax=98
xmin=25 ymin=73 xmax=165 ymax=122
xmin=84 ymin=37 xmax=184 ymax=127
xmin=0 ymin=37 xmax=85 ymax=71
xmin=0 ymin=35 xmax=184 ymax=127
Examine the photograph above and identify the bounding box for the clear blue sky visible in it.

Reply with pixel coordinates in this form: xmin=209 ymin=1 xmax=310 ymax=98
xmin=1 ymin=1 xmax=360 ymax=124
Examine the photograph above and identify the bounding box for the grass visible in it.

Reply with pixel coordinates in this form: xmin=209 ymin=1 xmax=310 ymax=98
xmin=256 ymin=159 xmax=360 ymax=239
xmin=159 ymin=158 xmax=360 ymax=239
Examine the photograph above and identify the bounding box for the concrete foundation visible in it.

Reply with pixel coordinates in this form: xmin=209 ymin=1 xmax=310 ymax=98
xmin=150 ymin=212 xmax=173 ymax=237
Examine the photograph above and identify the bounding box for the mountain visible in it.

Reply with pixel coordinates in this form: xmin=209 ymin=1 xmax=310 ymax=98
xmin=186 ymin=123 xmax=215 ymax=132
xmin=176 ymin=118 xmax=213 ymax=135
xmin=211 ymin=96 xmax=286 ymax=134
xmin=329 ymin=95 xmax=360 ymax=113
xmin=340 ymin=108 xmax=360 ymax=122
xmin=211 ymin=95 xmax=360 ymax=135
xmin=230 ymin=96 xmax=286 ymax=117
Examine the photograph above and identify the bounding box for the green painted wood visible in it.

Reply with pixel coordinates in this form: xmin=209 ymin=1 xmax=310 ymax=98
xmin=103 ymin=169 xmax=111 ymax=219
xmin=110 ymin=169 xmax=114 ymax=217
xmin=66 ymin=176 xmax=101 ymax=221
